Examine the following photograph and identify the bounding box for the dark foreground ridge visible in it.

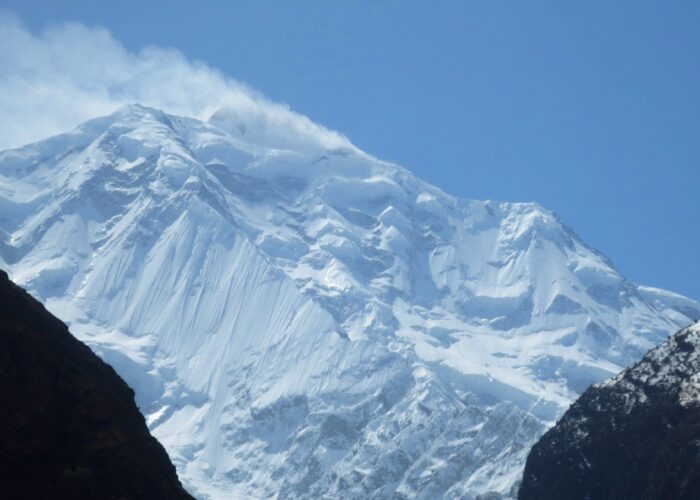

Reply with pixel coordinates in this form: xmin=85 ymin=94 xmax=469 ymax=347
xmin=0 ymin=270 xmax=192 ymax=499
xmin=519 ymin=322 xmax=700 ymax=500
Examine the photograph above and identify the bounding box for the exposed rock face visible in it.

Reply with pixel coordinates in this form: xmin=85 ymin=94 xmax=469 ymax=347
xmin=519 ymin=322 xmax=700 ymax=500
xmin=0 ymin=270 xmax=192 ymax=499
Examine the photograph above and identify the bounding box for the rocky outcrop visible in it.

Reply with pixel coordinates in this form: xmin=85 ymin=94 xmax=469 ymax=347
xmin=519 ymin=322 xmax=700 ymax=500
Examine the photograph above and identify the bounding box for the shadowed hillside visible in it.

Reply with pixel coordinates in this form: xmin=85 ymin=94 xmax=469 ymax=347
xmin=0 ymin=269 xmax=192 ymax=499
xmin=519 ymin=322 xmax=700 ymax=500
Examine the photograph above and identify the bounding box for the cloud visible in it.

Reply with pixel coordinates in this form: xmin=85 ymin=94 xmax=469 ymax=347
xmin=0 ymin=12 xmax=351 ymax=151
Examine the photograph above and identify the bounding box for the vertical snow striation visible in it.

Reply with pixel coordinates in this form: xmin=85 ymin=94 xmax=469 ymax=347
xmin=0 ymin=103 xmax=697 ymax=498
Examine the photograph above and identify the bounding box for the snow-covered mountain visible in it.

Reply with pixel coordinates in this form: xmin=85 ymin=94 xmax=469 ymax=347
xmin=0 ymin=104 xmax=697 ymax=499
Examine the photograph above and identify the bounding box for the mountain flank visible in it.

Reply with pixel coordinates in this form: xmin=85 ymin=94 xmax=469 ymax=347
xmin=0 ymin=269 xmax=192 ymax=499
xmin=519 ymin=322 xmax=700 ymax=500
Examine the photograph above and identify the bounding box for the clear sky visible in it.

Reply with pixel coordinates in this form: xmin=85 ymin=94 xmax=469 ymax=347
xmin=4 ymin=1 xmax=699 ymax=300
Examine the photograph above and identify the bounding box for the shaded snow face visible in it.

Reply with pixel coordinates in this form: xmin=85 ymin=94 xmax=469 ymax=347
xmin=0 ymin=104 xmax=697 ymax=499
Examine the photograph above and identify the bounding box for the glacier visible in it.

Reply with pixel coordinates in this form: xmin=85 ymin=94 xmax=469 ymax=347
xmin=0 ymin=103 xmax=697 ymax=499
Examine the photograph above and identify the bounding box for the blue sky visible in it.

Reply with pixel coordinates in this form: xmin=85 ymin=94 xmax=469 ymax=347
xmin=4 ymin=1 xmax=699 ymax=300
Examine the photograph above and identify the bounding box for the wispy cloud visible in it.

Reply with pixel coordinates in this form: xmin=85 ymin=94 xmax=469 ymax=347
xmin=0 ymin=12 xmax=350 ymax=151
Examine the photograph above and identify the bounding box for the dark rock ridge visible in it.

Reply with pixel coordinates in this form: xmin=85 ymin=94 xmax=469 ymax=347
xmin=519 ymin=321 xmax=700 ymax=500
xmin=0 ymin=270 xmax=192 ymax=499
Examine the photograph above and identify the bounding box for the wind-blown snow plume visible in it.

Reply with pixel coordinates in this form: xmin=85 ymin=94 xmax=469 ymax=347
xmin=0 ymin=12 xmax=350 ymax=151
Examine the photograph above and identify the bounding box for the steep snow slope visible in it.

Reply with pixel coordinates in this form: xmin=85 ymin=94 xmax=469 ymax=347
xmin=0 ymin=104 xmax=697 ymax=498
